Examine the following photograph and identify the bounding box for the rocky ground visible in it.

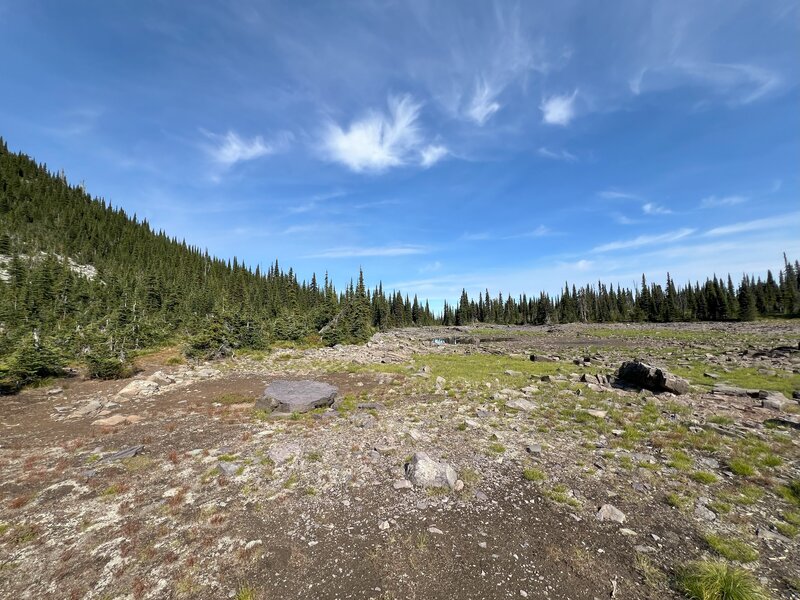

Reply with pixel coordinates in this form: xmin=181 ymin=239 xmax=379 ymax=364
xmin=1 ymin=321 xmax=799 ymax=599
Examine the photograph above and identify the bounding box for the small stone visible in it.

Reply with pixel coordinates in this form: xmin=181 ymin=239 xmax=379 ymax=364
xmin=379 ymin=521 xmax=390 ymax=531
xmin=526 ymin=443 xmax=542 ymax=455
xmin=520 ymin=591 xmax=528 ymax=598
xmin=453 ymin=480 xmax=464 ymax=492
xmin=478 ymin=541 xmax=487 ymax=549
xmin=596 ymin=504 xmax=626 ymax=523
xmin=393 ymin=479 xmax=412 ymax=490
xmin=46 ymin=387 xmax=63 ymax=396
xmin=245 ymin=539 xmax=263 ymax=550
xmin=218 ymin=461 xmax=240 ymax=477
xmin=427 ymin=527 xmax=444 ymax=535
xmin=619 ymin=528 xmax=637 ymax=536
xmin=475 ymin=490 xmax=489 ymax=502
xmin=694 ymin=504 xmax=716 ymax=521
xmin=405 ymin=452 xmax=458 ymax=489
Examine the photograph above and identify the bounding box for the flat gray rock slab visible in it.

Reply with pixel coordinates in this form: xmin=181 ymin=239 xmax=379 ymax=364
xmin=256 ymin=380 xmax=338 ymax=413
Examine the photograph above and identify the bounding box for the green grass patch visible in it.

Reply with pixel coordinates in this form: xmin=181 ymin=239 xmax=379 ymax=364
xmin=523 ymin=467 xmax=546 ymax=482
xmin=487 ymin=442 xmax=506 ymax=454
xmin=691 ymin=471 xmax=719 ymax=485
xmin=677 ymin=559 xmax=767 ymax=600
xmin=667 ymin=450 xmax=694 ymax=471
xmin=665 ymin=492 xmax=693 ymax=510
xmin=727 ymin=458 xmax=756 ymax=477
xmin=703 ymin=533 xmax=759 ymax=562
xmin=411 ymin=353 xmax=571 ymax=386
xmin=672 ymin=362 xmax=800 ymax=397
xmin=214 ymin=393 xmax=254 ymax=405
xmin=774 ymin=520 xmax=797 ymax=538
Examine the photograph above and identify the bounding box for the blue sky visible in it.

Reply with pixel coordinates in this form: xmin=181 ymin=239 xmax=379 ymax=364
xmin=1 ymin=1 xmax=798 ymax=311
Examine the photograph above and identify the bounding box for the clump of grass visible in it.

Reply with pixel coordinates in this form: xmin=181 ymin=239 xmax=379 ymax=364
xmin=692 ymin=471 xmax=719 ymax=485
xmin=708 ymin=501 xmax=731 ymax=515
xmin=783 ymin=510 xmax=800 ymax=526
xmin=668 ymin=450 xmax=694 ymax=471
xmin=665 ymin=492 xmax=693 ymax=510
xmin=523 ymin=467 xmax=546 ymax=482
xmin=282 ymin=473 xmax=299 ymax=489
xmin=545 ymin=483 xmax=579 ymax=507
xmin=723 ymin=485 xmax=763 ymax=506
xmin=635 ymin=553 xmax=666 ymax=589
xmin=459 ymin=468 xmax=481 ymax=485
xmin=703 ymin=533 xmax=759 ymax=563
xmin=728 ymin=458 xmax=756 ymax=477
xmin=708 ymin=415 xmax=734 ymax=426
xmin=336 ymin=394 xmax=359 ymax=415
xmin=677 ymin=560 xmax=768 ymax=600
xmin=218 ymin=454 xmax=238 ymax=462
xmin=774 ymin=521 xmax=797 ymax=538
xmin=487 ymin=442 xmax=506 ymax=454
xmin=780 ymin=479 xmax=800 ymax=505
xmin=0 ymin=523 xmax=9 ymax=536
xmin=456 ymin=421 xmax=467 ymax=431
xmin=759 ymin=454 xmax=782 ymax=469
xmin=306 ymin=451 xmax=322 ymax=462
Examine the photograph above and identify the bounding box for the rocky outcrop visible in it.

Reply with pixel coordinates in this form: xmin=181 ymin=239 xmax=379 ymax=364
xmin=256 ymin=380 xmax=338 ymax=413
xmin=617 ymin=361 xmax=690 ymax=394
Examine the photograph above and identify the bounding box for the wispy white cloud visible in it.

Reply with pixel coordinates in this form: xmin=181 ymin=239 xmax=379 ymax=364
xmin=537 ymin=147 xmax=577 ymax=162
xmin=612 ymin=213 xmax=639 ymax=225
xmin=630 ymin=61 xmax=780 ymax=106
xmin=704 ymin=212 xmax=800 ymax=237
xmin=321 ymin=94 xmax=445 ymax=173
xmin=420 ymin=144 xmax=449 ymax=168
xmin=307 ymin=244 xmax=428 ymax=258
xmin=419 ymin=261 xmax=443 ymax=274
xmin=465 ymin=78 xmax=502 ymax=125
xmin=540 ymin=90 xmax=578 ymax=126
xmin=461 ymin=225 xmax=551 ymax=242
xmin=203 ymin=130 xmax=289 ymax=166
xmin=642 ymin=202 xmax=671 ymax=215
xmin=700 ymin=194 xmax=747 ymax=208
xmin=598 ymin=189 xmax=640 ymax=201
xmin=593 ymin=228 xmax=695 ymax=253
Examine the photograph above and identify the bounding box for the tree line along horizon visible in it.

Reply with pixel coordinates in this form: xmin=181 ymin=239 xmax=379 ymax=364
xmin=1 ymin=137 xmax=798 ymax=393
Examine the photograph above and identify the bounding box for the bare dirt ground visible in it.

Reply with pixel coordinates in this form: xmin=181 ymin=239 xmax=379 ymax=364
xmin=1 ymin=322 xmax=799 ymax=599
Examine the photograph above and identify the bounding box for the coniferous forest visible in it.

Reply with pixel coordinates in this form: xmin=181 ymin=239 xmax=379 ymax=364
xmin=0 ymin=138 xmax=798 ymax=392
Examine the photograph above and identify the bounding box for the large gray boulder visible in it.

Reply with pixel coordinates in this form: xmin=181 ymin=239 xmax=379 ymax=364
xmin=759 ymin=390 xmax=789 ymax=411
xmin=256 ymin=380 xmax=338 ymax=413
xmin=405 ymin=452 xmax=458 ymax=489
xmin=618 ymin=361 xmax=690 ymax=395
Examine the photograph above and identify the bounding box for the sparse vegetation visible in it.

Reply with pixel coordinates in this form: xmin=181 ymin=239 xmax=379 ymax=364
xmin=677 ymin=560 xmax=768 ymax=600
xmin=703 ymin=533 xmax=759 ymax=563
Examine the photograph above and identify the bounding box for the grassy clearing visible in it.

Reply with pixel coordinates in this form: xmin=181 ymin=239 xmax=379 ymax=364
xmin=411 ymin=353 xmax=576 ymax=386
xmin=670 ymin=362 xmax=800 ymax=397
xmin=635 ymin=553 xmax=666 ymax=589
xmin=677 ymin=560 xmax=767 ymax=600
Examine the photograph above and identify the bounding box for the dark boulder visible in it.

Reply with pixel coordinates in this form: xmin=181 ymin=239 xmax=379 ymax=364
xmin=617 ymin=361 xmax=690 ymax=395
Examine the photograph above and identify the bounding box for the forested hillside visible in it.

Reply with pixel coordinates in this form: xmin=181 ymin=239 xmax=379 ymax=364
xmin=0 ymin=138 xmax=435 ymax=391
xmin=0 ymin=138 xmax=797 ymax=393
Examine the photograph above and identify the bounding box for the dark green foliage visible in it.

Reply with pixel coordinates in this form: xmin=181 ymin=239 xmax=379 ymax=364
xmin=84 ymin=349 xmax=134 ymax=380
xmin=0 ymin=335 xmax=64 ymax=393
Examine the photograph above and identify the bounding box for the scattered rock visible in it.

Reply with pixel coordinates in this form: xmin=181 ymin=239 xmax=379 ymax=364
xmin=596 ymin=504 xmax=626 ymax=523
xmin=256 ymin=380 xmax=338 ymax=413
xmin=712 ymin=384 xmax=758 ymax=397
xmin=618 ymin=361 xmax=690 ymax=394
xmin=46 ymin=387 xmax=63 ymax=396
xmin=268 ymin=443 xmax=302 ymax=464
xmin=393 ymin=479 xmax=412 ymax=490
xmin=117 ymin=379 xmax=160 ymax=398
xmin=506 ymin=398 xmax=536 ymax=412
xmin=694 ymin=503 xmax=716 ymax=521
xmin=91 ymin=414 xmax=140 ymax=427
xmin=406 ymin=452 xmax=458 ymax=489
xmin=759 ymin=390 xmax=788 ymax=411
xmin=101 ymin=445 xmax=145 ymax=462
